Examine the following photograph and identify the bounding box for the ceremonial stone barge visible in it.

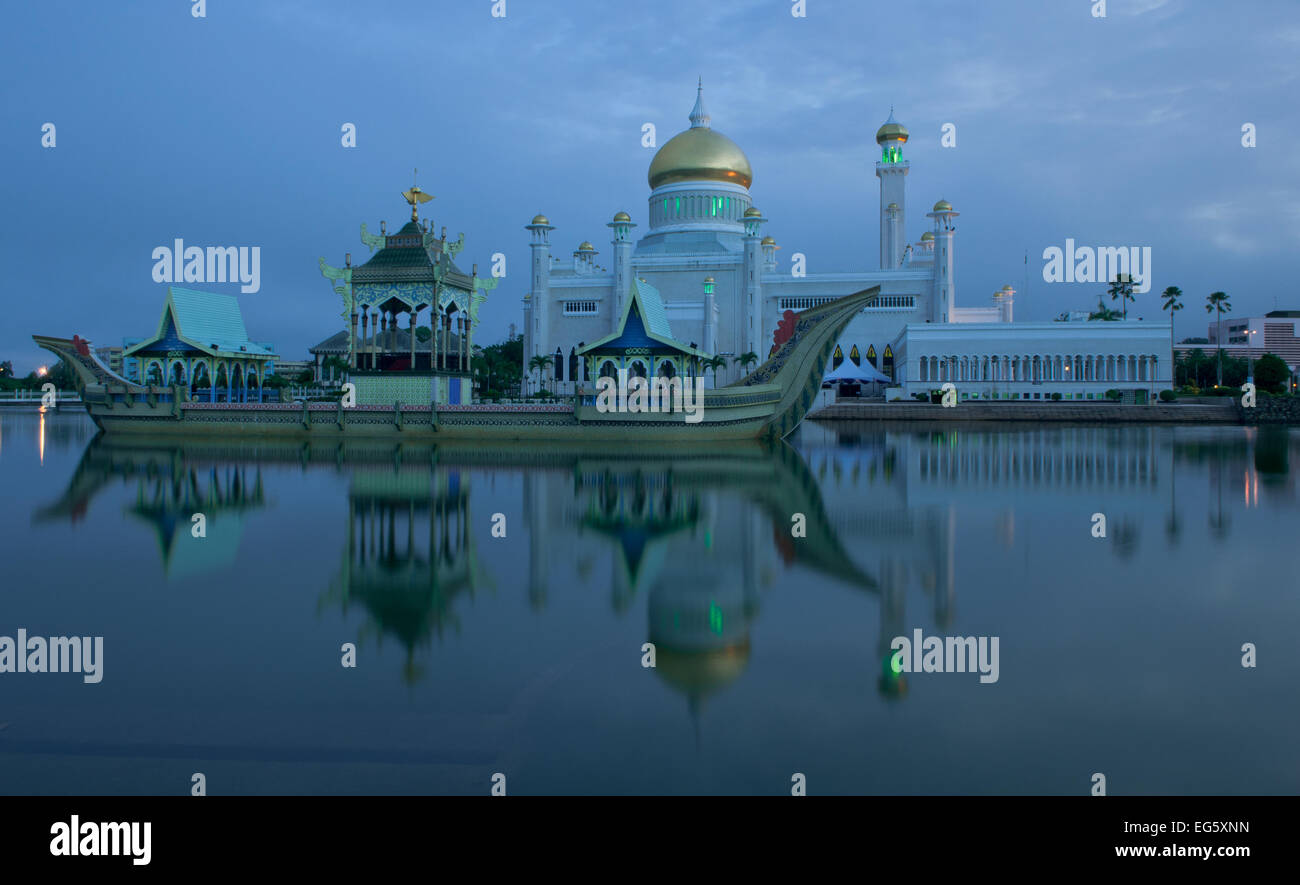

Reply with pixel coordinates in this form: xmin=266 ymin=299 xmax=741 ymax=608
xmin=35 ymin=189 xmax=877 ymax=441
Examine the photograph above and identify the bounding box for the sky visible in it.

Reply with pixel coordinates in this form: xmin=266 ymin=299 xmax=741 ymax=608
xmin=2 ymin=0 xmax=1297 ymax=371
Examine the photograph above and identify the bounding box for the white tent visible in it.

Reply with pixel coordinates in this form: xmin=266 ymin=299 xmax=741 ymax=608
xmin=823 ymin=357 xmax=891 ymax=386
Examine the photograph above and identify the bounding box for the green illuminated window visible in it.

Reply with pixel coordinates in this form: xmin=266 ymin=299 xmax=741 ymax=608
xmin=674 ymin=197 xmax=680 ymax=215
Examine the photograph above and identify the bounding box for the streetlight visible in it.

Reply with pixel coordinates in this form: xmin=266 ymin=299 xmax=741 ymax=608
xmin=1246 ymin=328 xmax=1257 ymax=384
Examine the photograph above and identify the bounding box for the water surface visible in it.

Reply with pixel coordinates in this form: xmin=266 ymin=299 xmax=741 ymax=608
xmin=0 ymin=409 xmax=1295 ymax=795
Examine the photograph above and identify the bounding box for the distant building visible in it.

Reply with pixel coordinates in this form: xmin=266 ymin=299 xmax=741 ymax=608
xmin=273 ymin=359 xmax=314 ymax=380
xmin=94 ymin=345 xmax=123 ymax=376
xmin=1175 ymin=309 xmax=1300 ymax=379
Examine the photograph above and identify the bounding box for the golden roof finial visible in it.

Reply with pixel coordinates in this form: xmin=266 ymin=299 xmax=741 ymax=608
xmin=401 ymin=167 xmax=434 ymax=221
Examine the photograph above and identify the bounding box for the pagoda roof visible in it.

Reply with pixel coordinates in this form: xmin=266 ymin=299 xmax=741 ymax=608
xmin=124 ymin=287 xmax=275 ymax=360
xmin=352 ymin=221 xmax=474 ymax=290
xmin=579 ymin=279 xmax=709 ymax=358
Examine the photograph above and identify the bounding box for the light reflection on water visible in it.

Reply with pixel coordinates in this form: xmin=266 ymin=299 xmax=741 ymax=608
xmin=0 ymin=410 xmax=1296 ymax=795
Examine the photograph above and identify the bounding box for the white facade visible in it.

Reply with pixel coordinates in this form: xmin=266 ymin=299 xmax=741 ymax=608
xmin=892 ymin=320 xmax=1173 ymax=400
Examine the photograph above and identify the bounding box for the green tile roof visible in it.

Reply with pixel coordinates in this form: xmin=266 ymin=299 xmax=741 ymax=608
xmin=168 ymin=288 xmax=273 ymax=355
xmin=126 ymin=288 xmax=274 ymax=359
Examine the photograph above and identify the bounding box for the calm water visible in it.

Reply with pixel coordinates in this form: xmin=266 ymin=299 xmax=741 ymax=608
xmin=1 ymin=409 xmax=1296 ymax=795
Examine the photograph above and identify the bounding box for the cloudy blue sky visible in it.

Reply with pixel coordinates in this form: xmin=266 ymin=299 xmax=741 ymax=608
xmin=2 ymin=0 xmax=1296 ymax=370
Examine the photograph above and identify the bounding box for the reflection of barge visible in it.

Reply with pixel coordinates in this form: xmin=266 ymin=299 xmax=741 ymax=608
xmin=33 ymin=286 xmax=877 ymax=441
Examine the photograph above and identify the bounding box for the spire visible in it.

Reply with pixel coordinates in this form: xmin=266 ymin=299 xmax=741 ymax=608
xmin=689 ymin=77 xmax=710 ymax=129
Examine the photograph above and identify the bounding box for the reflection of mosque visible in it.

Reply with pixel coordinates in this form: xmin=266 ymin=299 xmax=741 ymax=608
xmin=40 ymin=426 xmax=1296 ymax=709
xmin=321 ymin=467 xmax=484 ymax=684
xmin=524 ymin=443 xmax=881 ymax=724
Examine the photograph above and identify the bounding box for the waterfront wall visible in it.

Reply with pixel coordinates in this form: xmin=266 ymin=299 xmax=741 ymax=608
xmin=808 ymin=402 xmax=1241 ymax=423
xmin=1241 ymin=396 xmax=1300 ymax=424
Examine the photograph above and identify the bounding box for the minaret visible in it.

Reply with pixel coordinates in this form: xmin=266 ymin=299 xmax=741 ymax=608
xmin=874 ymin=109 xmax=910 ymax=269
xmin=993 ymin=284 xmax=1015 ymax=323
xmin=742 ymin=207 xmax=766 ymax=357
xmin=702 ymin=277 xmax=717 ymax=355
xmin=927 ymin=200 xmax=959 ymax=323
xmin=607 ymin=211 xmax=636 ymax=319
xmin=526 ymin=214 xmax=555 ymax=363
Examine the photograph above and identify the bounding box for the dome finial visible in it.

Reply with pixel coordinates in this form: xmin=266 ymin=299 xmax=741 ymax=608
xmin=689 ymin=78 xmax=710 ymax=129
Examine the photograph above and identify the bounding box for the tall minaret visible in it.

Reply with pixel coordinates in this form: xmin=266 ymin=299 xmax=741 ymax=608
xmin=526 ymin=214 xmax=555 ymax=363
xmin=742 ymin=206 xmax=766 ymax=357
xmin=927 ymin=200 xmax=959 ymax=323
xmin=874 ymin=109 xmax=910 ymax=269
xmin=607 ymin=211 xmax=636 ymax=320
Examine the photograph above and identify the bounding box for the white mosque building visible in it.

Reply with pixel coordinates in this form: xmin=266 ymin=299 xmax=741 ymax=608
xmin=523 ymin=83 xmax=1171 ymax=402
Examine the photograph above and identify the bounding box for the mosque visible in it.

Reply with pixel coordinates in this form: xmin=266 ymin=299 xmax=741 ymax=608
xmin=525 ymin=83 xmax=1172 ymax=402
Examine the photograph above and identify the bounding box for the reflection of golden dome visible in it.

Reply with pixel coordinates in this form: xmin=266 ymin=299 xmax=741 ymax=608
xmin=761 ymin=236 xmax=776 ymax=246
xmin=612 ymin=211 xmax=631 ymax=222
xmin=530 ymin=214 xmax=550 ymax=225
xmin=920 ymin=231 xmax=934 ymax=241
xmin=652 ymin=640 xmax=751 ymax=697
xmin=933 ymin=199 xmax=953 ymax=212
xmin=648 ymin=127 xmax=753 ymax=190
xmin=743 ymin=207 xmax=762 ymax=218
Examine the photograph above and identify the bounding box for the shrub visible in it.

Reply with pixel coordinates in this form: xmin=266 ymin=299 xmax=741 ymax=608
xmin=1159 ymin=389 xmax=1176 ymax=402
xmin=1051 ymin=392 xmax=1062 ymax=401
xmin=913 ymin=392 xmax=928 ymax=402
xmin=1105 ymin=389 xmax=1122 ymax=402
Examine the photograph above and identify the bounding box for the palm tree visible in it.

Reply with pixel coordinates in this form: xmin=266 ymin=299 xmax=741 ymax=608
xmin=528 ymin=354 xmax=552 ymax=394
xmin=703 ymin=355 xmax=728 ymax=388
xmin=733 ymin=351 xmax=759 ymax=377
xmin=1161 ymin=286 xmax=1182 ymax=388
xmin=1205 ymin=291 xmax=1231 ymax=387
xmin=1108 ymin=275 xmax=1136 ymax=320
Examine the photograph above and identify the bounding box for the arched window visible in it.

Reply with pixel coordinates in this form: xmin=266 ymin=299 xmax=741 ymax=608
xmin=629 ymin=360 xmax=647 ymax=379
xmin=657 ymin=360 xmax=676 ymax=378
xmin=599 ymin=360 xmax=617 ymax=379
xmin=170 ymin=362 xmax=187 ymax=385
xmin=146 ymin=361 xmax=163 ymax=385
xmin=568 ymin=348 xmax=578 ymax=382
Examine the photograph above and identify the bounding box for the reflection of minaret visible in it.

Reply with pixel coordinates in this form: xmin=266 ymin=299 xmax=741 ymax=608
xmin=935 ymin=505 xmax=956 ymax=628
xmin=877 ymin=558 xmax=908 ymax=698
xmin=524 ymin=470 xmax=549 ymax=608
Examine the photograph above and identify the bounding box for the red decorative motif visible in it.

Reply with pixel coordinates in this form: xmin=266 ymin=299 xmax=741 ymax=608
xmin=772 ymin=310 xmax=797 ymax=350
xmin=72 ymin=335 xmax=91 ymax=357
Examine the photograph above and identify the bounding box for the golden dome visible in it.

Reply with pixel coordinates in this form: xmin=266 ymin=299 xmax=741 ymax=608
xmin=530 ymin=214 xmax=550 ymax=225
xmin=612 ymin=211 xmax=631 ymax=222
xmin=648 ymin=127 xmax=753 ymax=190
xmin=933 ymin=199 xmax=953 ymax=212
xmin=577 ymin=241 xmax=595 ymax=251
xmin=761 ymin=236 xmax=777 ymax=246
xmin=920 ymin=231 xmax=935 ymax=241
xmin=876 ymin=110 xmax=909 ymax=144
xmin=743 ymin=207 xmax=762 ymax=218
xmin=703 ymin=276 xmax=715 ymax=283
